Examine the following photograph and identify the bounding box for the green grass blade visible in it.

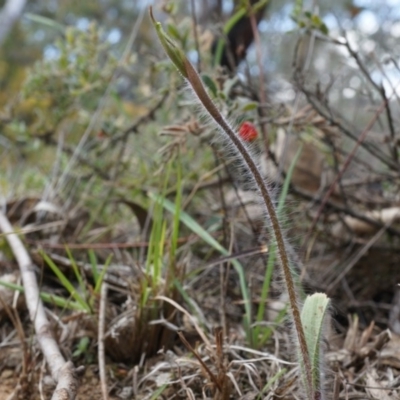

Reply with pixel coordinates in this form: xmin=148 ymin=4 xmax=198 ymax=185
xmin=149 ymin=192 xmax=252 ymax=343
xmin=154 ymin=220 xmax=167 ymax=283
xmin=24 ymin=13 xmax=65 ymax=33
xmin=88 ymin=249 xmax=100 ymax=284
xmin=40 ymin=251 xmax=91 ymax=313
xmin=65 ymin=246 xmax=88 ymax=303
xmin=93 ymin=254 xmax=113 ymax=294
xmin=0 ymin=280 xmax=87 ymax=311
xmin=254 ymin=146 xmax=302 ymax=346
xmin=257 ymin=367 xmax=287 ymax=400
xmin=277 ymin=146 xmax=302 ymax=215
xmin=213 ymin=0 xmax=269 ymax=66
xmin=259 ymin=304 xmax=287 ymax=344
xmin=170 ymin=157 xmax=182 ymax=268
xmin=173 ymin=278 xmax=198 ymax=316
xmin=149 ymin=384 xmax=168 ymax=400
xmin=213 ymin=6 xmax=246 ymax=66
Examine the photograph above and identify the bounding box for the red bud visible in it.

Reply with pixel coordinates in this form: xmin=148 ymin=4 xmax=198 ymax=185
xmin=239 ymin=121 xmax=258 ymax=142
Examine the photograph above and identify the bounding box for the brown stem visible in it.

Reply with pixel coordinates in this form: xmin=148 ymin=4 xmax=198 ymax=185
xmin=149 ymin=7 xmax=314 ymax=396
xmin=184 ymin=58 xmax=314 ymax=398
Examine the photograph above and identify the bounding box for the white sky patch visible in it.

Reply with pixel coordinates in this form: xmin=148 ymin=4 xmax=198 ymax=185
xmin=391 ymin=21 xmax=400 ymax=37
xmin=350 ymin=75 xmax=362 ymax=89
xmin=323 ymin=13 xmax=338 ymax=30
xmin=76 ymin=17 xmax=90 ymax=31
xmin=361 ymin=39 xmax=376 ymax=53
xmin=34 ymin=29 xmax=45 ymax=41
xmin=258 ymin=20 xmax=268 ymax=32
xmin=345 ymin=30 xmax=360 ymax=52
xmin=371 ymin=70 xmax=384 ymax=86
xmin=44 ymin=45 xmax=60 ymax=60
xmin=314 ymin=55 xmax=327 ymax=70
xmin=371 ymin=68 xmax=400 ymax=96
xmin=386 ymin=0 xmax=400 ymax=6
xmin=187 ymin=50 xmax=198 ymax=64
xmin=107 ymin=28 xmax=121 ymax=44
xmin=276 ymin=87 xmax=295 ymax=102
xmin=222 ymin=0 xmax=234 ymax=14
xmin=343 ymin=88 xmax=356 ymax=98
xmin=357 ymin=10 xmax=379 ymax=35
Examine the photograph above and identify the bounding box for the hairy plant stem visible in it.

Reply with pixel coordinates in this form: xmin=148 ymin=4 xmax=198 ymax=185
xmin=184 ymin=60 xmax=313 ymax=398
xmin=149 ymin=7 xmax=314 ymax=398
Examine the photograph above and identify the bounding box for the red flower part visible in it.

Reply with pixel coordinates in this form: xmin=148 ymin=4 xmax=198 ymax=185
xmin=239 ymin=121 xmax=258 ymax=142
xmin=97 ymin=130 xmax=107 ymax=140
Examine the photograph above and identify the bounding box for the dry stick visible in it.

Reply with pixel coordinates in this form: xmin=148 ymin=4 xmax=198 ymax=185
xmin=156 ymin=295 xmax=211 ymax=348
xmin=0 ymin=212 xmax=79 ymax=400
xmin=380 ymin=85 xmax=399 ymax=164
xmin=307 ymin=95 xmax=393 ymax=238
xmin=0 ymin=293 xmax=28 ymax=373
xmin=296 ymin=74 xmax=396 ymax=169
xmin=344 ymin=35 xmax=399 ymax=165
xmin=327 ymin=224 xmax=388 ymax=292
xmin=98 ymin=282 xmax=109 ymax=400
xmin=149 ymin=8 xmax=314 ymax=398
xmin=178 ymin=331 xmax=222 ymax=392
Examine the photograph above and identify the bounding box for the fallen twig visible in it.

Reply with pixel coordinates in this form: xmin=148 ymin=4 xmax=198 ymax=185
xmin=0 ymin=211 xmax=80 ymax=400
xmin=98 ymin=282 xmax=109 ymax=400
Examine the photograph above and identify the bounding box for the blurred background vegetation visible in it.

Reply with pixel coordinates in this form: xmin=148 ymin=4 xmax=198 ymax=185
xmin=2 ymin=0 xmax=400 ymax=331
xmin=2 ymin=1 xmax=400 ymax=397
xmin=2 ymin=0 xmax=400 ymax=189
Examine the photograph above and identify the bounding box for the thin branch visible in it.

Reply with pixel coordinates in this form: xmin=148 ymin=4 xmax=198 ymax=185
xmin=98 ymin=282 xmax=109 ymax=400
xmin=307 ymin=95 xmax=393 ymax=236
xmin=326 ymin=224 xmax=388 ymax=293
xmin=299 ymin=84 xmax=397 ymax=170
xmin=0 ymin=211 xmax=80 ymax=400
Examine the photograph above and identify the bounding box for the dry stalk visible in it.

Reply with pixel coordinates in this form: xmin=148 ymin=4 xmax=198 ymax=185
xmin=0 ymin=211 xmax=80 ymax=400
xmin=98 ymin=282 xmax=109 ymax=400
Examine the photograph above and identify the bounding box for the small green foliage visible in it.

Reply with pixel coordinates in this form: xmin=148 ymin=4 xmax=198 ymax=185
xmin=166 ymin=23 xmax=182 ymax=42
xmin=300 ymin=293 xmax=330 ymax=397
xmin=213 ymin=0 xmax=270 ymax=65
xmin=240 ymin=101 xmax=259 ymax=112
xmin=24 ymin=13 xmax=65 ymax=33
xmin=150 ymin=7 xmax=188 ymax=78
xmin=88 ymin=249 xmax=100 ymax=285
xmin=92 ymin=253 xmax=112 ymax=295
xmin=201 ymin=74 xmax=218 ymax=98
xmin=149 ymin=384 xmax=168 ymax=400
xmin=257 ymin=368 xmax=287 ymax=400
xmin=0 ymin=280 xmax=86 ymax=311
xmin=21 ymin=22 xmax=117 ymax=134
xmin=41 ymin=250 xmax=92 ymax=313
xmin=292 ymin=8 xmax=329 ymax=35
xmin=150 ymin=192 xmax=252 ymax=343
xmin=72 ymin=336 xmax=91 ymax=359
xmin=291 ymin=0 xmax=303 ymax=21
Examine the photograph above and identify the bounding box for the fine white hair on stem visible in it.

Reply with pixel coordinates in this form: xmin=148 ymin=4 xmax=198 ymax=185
xmin=182 ymin=63 xmax=314 ymax=398
xmin=149 ymin=7 xmax=323 ymax=398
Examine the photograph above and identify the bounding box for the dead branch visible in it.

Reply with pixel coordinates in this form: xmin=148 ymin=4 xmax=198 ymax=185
xmin=98 ymin=282 xmax=109 ymax=400
xmin=0 ymin=211 xmax=80 ymax=400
